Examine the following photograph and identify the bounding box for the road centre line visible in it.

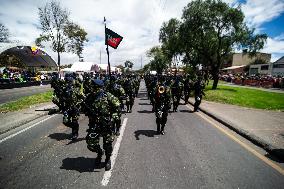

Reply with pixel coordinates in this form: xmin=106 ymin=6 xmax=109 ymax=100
xmin=0 ymin=114 xmax=57 ymax=144
xmin=101 ymin=117 xmax=128 ymax=186
xmin=186 ymin=104 xmax=284 ymax=175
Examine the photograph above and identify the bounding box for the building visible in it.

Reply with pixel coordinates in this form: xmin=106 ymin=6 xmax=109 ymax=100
xmin=271 ymin=56 xmax=284 ymax=76
xmin=222 ymin=52 xmax=271 ymax=74
xmin=248 ymin=56 xmax=284 ymax=76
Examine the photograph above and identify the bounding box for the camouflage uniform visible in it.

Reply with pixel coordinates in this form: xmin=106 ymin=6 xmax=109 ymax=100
xmin=52 ymin=74 xmax=83 ymax=140
xmin=83 ymin=79 xmax=121 ymax=171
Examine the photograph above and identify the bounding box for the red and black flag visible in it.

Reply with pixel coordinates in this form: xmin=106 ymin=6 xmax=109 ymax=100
xmin=105 ymin=28 xmax=123 ymax=49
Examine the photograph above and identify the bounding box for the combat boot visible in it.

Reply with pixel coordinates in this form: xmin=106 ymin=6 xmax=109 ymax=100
xmin=160 ymin=124 xmax=165 ymax=135
xmin=105 ymin=156 xmax=111 ymax=171
xmin=95 ymin=148 xmax=103 ymax=164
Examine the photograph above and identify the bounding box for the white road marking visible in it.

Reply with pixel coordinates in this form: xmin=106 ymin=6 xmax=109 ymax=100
xmin=101 ymin=117 xmax=128 ymax=186
xmin=0 ymin=114 xmax=57 ymax=144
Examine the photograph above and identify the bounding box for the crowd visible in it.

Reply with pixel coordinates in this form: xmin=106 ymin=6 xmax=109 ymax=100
xmin=0 ymin=68 xmax=50 ymax=84
xmin=220 ymin=73 xmax=284 ymax=89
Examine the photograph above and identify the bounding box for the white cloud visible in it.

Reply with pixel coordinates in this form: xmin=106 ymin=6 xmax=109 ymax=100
xmin=241 ymin=0 xmax=284 ymax=29
xmin=0 ymin=0 xmax=283 ymax=68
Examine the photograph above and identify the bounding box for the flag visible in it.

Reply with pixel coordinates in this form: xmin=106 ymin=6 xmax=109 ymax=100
xmin=105 ymin=28 xmax=123 ymax=49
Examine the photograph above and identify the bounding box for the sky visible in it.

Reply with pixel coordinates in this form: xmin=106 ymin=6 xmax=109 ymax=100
xmin=0 ymin=0 xmax=283 ymax=69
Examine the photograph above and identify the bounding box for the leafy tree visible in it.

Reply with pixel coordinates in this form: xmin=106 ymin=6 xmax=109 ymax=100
xmin=179 ymin=0 xmax=267 ymax=89
xmin=124 ymin=60 xmax=134 ymax=69
xmin=0 ymin=23 xmax=9 ymax=42
xmin=147 ymin=46 xmax=169 ymax=74
xmin=36 ymin=1 xmax=88 ymax=69
xmin=159 ymin=18 xmax=181 ymax=67
xmin=64 ymin=22 xmax=88 ymax=60
xmin=116 ymin=64 xmax=125 ymax=73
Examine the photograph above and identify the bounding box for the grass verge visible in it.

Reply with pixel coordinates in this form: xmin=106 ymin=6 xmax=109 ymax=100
xmin=0 ymin=91 xmax=53 ymax=113
xmin=204 ymin=84 xmax=284 ymax=111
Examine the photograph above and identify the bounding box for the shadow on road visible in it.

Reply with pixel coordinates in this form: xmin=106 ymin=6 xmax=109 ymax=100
xmin=48 ymin=133 xmax=70 ymax=141
xmin=60 ymin=157 xmax=104 ymax=173
xmin=179 ymin=110 xmax=194 ymax=113
xmin=137 ymin=110 xmax=153 ymax=114
xmin=138 ymin=103 xmax=151 ymax=105
xmin=265 ymin=150 xmax=284 ymax=163
xmin=134 ymin=130 xmax=157 ymax=140
xmin=139 ymin=98 xmax=149 ymax=101
xmin=66 ymin=137 xmax=85 ymax=145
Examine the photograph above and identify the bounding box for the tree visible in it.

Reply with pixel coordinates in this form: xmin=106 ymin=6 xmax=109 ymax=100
xmin=36 ymin=1 xmax=88 ymax=70
xmin=147 ymin=46 xmax=169 ymax=74
xmin=159 ymin=18 xmax=181 ymax=68
xmin=116 ymin=64 xmax=125 ymax=73
xmin=0 ymin=23 xmax=9 ymax=42
xmin=179 ymin=0 xmax=267 ymax=89
xmin=64 ymin=22 xmax=88 ymax=61
xmin=124 ymin=60 xmax=134 ymax=69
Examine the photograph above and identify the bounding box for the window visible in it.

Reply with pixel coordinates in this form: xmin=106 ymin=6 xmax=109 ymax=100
xmin=273 ymin=64 xmax=284 ymax=68
xmin=261 ymin=65 xmax=269 ymax=70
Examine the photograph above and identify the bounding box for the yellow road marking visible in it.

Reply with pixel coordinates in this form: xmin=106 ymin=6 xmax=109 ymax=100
xmin=186 ymin=105 xmax=284 ymax=175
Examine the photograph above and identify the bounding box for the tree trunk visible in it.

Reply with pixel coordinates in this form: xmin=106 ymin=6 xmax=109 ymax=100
xmin=212 ymin=73 xmax=219 ymax=90
xmin=57 ymin=51 xmax=60 ymax=72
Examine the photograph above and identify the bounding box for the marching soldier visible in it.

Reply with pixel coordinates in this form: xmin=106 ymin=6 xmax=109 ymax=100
xmin=82 ymin=79 xmax=121 ymax=171
xmin=154 ymin=77 xmax=171 ymax=135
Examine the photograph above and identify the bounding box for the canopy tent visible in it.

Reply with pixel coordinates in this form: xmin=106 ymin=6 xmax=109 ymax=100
xmin=222 ymin=65 xmax=246 ymax=70
xmin=1 ymin=46 xmax=57 ymax=68
xmin=62 ymin=62 xmax=100 ymax=72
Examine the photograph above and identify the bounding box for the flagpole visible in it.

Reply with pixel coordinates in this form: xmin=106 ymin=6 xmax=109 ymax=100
xmin=104 ymin=17 xmax=111 ymax=78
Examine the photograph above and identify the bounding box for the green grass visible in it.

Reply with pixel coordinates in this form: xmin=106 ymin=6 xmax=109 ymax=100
xmin=203 ymin=84 xmax=284 ymax=111
xmin=0 ymin=91 xmax=53 ymax=113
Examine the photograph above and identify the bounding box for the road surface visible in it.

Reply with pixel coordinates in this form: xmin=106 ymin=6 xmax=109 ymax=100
xmin=0 ymin=81 xmax=283 ymax=188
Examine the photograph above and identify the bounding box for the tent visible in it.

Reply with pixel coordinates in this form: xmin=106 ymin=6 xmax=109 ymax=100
xmin=1 ymin=46 xmax=57 ymax=68
xmin=62 ymin=62 xmax=100 ymax=72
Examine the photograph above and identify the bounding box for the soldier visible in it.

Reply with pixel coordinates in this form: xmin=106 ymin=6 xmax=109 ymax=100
xmin=193 ymin=75 xmax=205 ymax=112
xmin=109 ymin=75 xmax=126 ymax=136
xmin=171 ymin=76 xmax=183 ymax=112
xmin=83 ymin=79 xmax=121 ymax=171
xmin=123 ymin=76 xmax=135 ymax=113
xmin=52 ymin=73 xmax=83 ymax=140
xmin=183 ymin=75 xmax=193 ymax=104
xmin=154 ymin=77 xmax=171 ymax=135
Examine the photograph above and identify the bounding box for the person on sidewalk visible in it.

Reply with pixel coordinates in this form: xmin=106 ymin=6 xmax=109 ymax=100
xmin=82 ymin=79 xmax=121 ymax=171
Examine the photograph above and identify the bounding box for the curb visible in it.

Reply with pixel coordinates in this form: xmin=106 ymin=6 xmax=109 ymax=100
xmin=0 ymin=105 xmax=58 ymax=135
xmin=187 ymin=100 xmax=284 ymax=161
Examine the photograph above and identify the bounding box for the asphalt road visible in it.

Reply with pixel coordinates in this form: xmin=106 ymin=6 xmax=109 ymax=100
xmin=0 ymin=85 xmax=52 ymax=105
xmin=0 ymin=81 xmax=283 ymax=188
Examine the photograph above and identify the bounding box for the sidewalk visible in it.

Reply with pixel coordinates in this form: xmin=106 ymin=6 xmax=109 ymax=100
xmin=0 ymin=102 xmax=57 ymax=135
xmin=188 ymin=98 xmax=284 ymax=160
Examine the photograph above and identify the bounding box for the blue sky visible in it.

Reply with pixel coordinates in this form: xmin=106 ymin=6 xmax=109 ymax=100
xmin=0 ymin=0 xmax=283 ymax=68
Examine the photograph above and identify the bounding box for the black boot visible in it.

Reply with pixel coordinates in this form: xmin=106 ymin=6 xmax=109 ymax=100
xmin=156 ymin=121 xmax=160 ymax=135
xmin=160 ymin=124 xmax=165 ymax=135
xmin=95 ymin=149 xmax=103 ymax=164
xmin=71 ymin=122 xmax=79 ymax=140
xmin=105 ymin=156 xmax=111 ymax=171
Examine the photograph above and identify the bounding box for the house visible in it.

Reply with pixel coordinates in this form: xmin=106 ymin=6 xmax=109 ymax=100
xmin=271 ymin=56 xmax=284 ymax=76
